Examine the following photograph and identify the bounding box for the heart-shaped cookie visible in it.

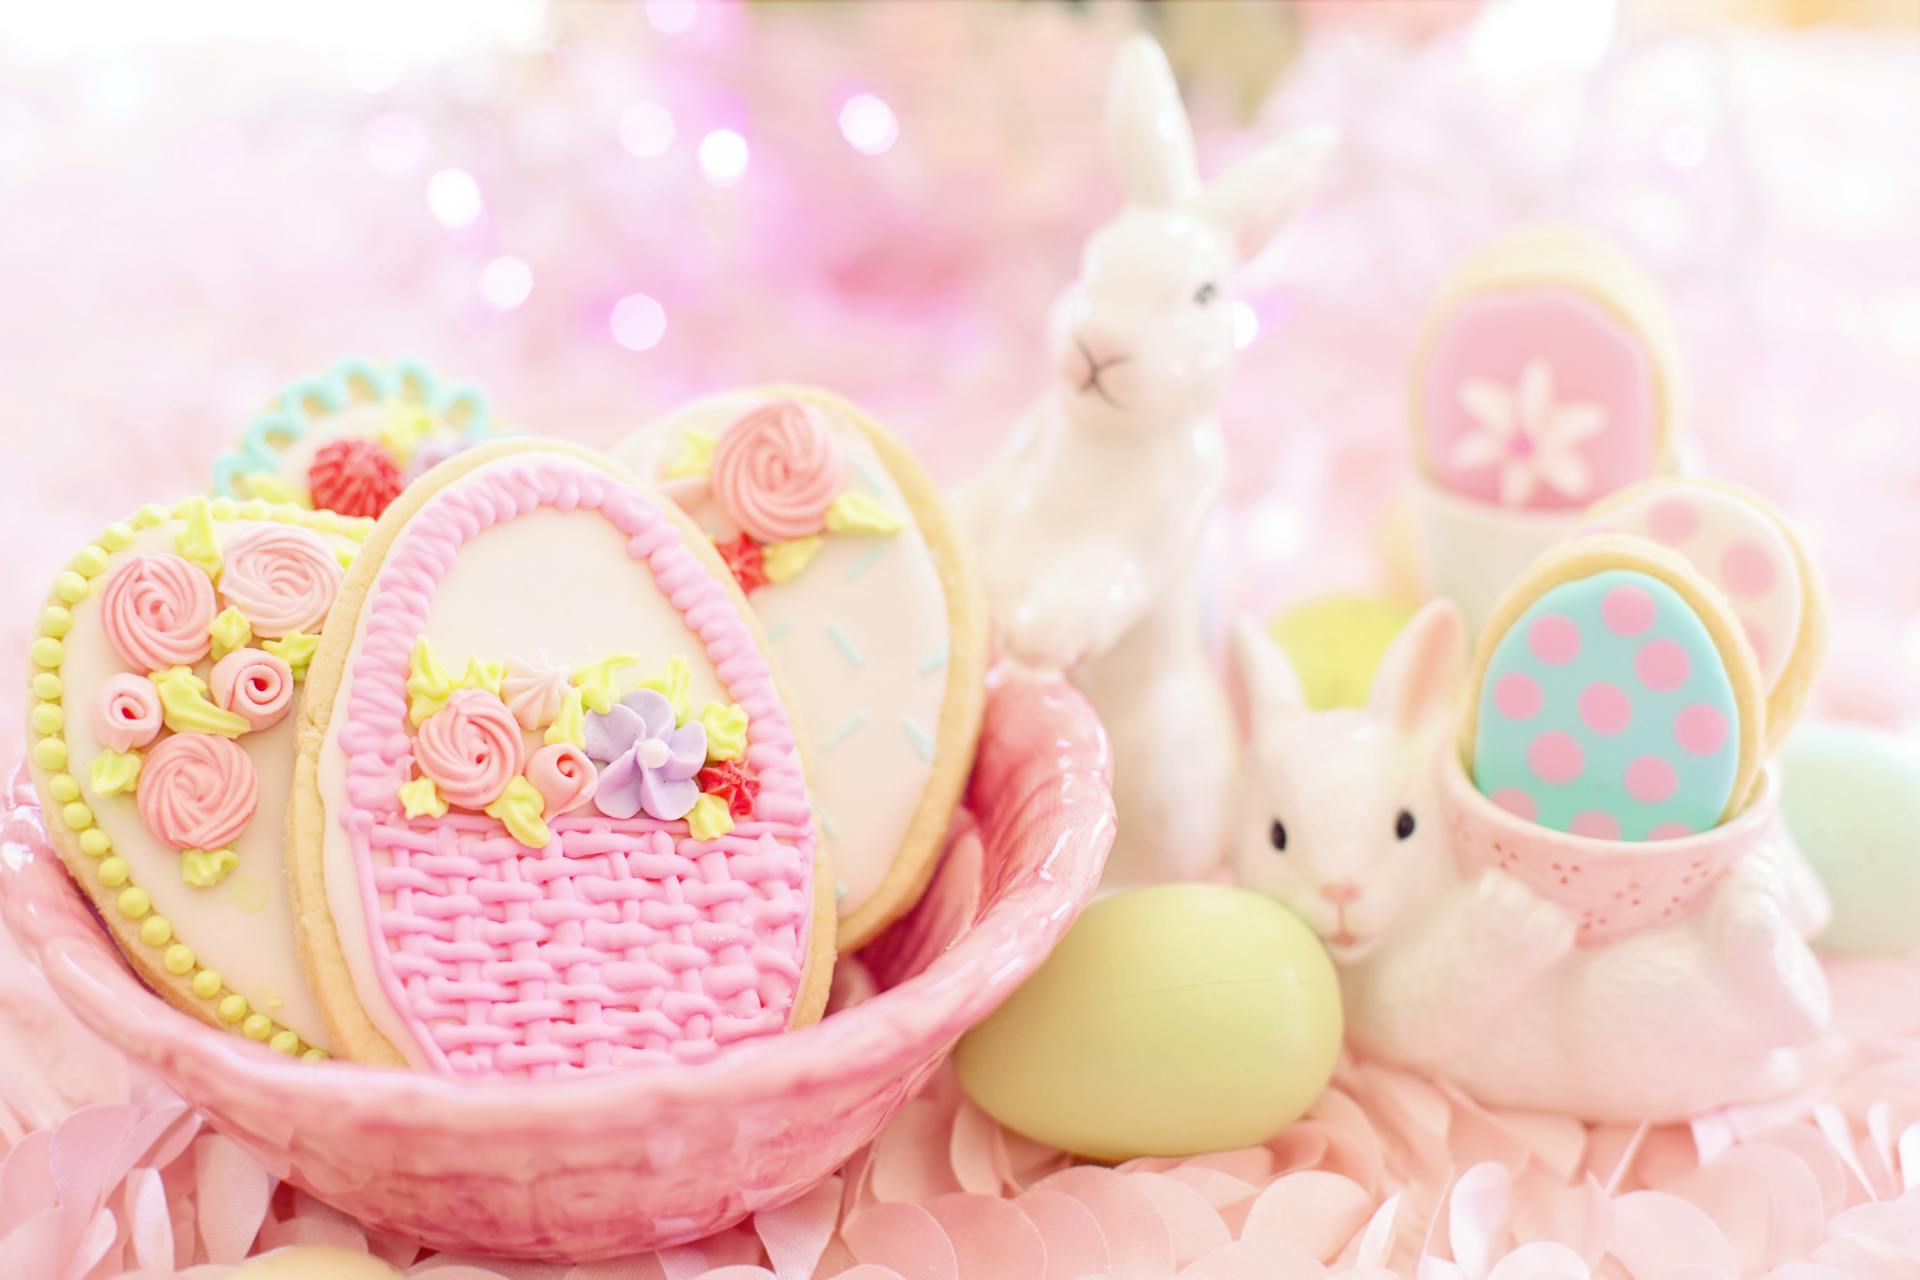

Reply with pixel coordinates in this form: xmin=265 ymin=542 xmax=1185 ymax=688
xmin=25 ymin=496 xmax=372 ymax=1056
xmin=291 ymin=441 xmax=834 ymax=1077
xmin=614 ymin=387 xmax=987 ymax=948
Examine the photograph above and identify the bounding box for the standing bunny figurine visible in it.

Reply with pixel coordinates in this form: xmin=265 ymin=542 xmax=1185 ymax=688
xmin=1231 ymin=600 xmax=1832 ymax=1122
xmin=959 ymin=34 xmax=1330 ymax=886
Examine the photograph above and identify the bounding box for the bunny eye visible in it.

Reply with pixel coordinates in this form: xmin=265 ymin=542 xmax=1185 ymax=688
xmin=1269 ymin=820 xmax=1288 ymax=852
xmin=1193 ymin=282 xmax=1219 ymax=306
xmin=1394 ymin=810 xmax=1417 ymax=841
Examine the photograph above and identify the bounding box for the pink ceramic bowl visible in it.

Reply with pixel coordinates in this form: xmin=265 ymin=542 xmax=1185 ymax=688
xmin=1440 ymin=748 xmax=1777 ymax=945
xmin=0 ymin=666 xmax=1113 ymax=1262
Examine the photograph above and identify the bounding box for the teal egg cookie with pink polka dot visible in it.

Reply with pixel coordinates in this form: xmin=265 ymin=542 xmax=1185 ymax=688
xmin=1468 ymin=544 xmax=1764 ymax=842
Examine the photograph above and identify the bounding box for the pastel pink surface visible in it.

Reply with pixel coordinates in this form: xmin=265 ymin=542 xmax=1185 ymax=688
xmin=1441 ymin=751 xmax=1774 ymax=945
xmin=334 ymin=458 xmax=818 ymax=1078
xmin=0 ymin=667 xmax=1115 ymax=1261
xmin=1422 ymin=290 xmax=1660 ymax=511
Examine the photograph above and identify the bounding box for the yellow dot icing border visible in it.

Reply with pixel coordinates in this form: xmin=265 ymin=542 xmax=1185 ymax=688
xmin=26 ymin=496 xmax=373 ymax=1058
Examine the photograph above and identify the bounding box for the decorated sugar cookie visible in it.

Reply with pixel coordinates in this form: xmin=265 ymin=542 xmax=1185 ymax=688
xmin=25 ymin=496 xmax=371 ymax=1057
xmin=614 ymin=386 xmax=987 ymax=948
xmin=1580 ymin=477 xmax=1826 ymax=750
xmin=212 ymin=357 xmax=494 ymax=518
xmin=291 ymin=440 xmax=834 ymax=1076
xmin=1461 ymin=535 xmax=1765 ymax=841
xmin=1413 ymin=228 xmax=1682 ymax=512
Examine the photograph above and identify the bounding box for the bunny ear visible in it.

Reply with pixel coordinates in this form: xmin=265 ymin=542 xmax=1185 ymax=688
xmin=1368 ymin=599 xmax=1467 ymax=741
xmin=1107 ymin=34 xmax=1200 ymax=208
xmin=1234 ymin=618 xmax=1307 ymax=724
xmin=1195 ymin=125 xmax=1335 ymax=264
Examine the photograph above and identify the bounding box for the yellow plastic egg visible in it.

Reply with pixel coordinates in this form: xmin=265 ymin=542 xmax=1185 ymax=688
xmin=954 ymin=883 xmax=1342 ymax=1161
xmin=1269 ymin=595 xmax=1414 ymax=711
xmin=232 ymin=1247 xmax=401 ymax=1279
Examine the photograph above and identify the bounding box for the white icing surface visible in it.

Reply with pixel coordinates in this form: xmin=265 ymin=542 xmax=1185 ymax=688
xmin=65 ymin=519 xmax=360 ymax=1050
xmin=615 ymin=394 xmax=950 ymax=917
xmin=318 ymin=456 xmax=734 ymax=1064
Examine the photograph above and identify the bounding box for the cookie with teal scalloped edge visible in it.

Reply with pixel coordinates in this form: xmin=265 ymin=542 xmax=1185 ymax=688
xmin=211 ymin=357 xmax=495 ymax=519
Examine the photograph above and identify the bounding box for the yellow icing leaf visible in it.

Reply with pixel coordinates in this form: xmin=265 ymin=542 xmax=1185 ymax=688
xmin=485 ymin=776 xmax=551 ymax=849
xmin=407 ymin=638 xmax=456 ymax=725
xmin=153 ymin=667 xmax=250 ymax=738
xmin=263 ymin=630 xmax=319 ymax=682
xmin=379 ymin=402 xmax=437 ymax=465
xmin=572 ymin=652 xmax=638 ymax=714
xmin=460 ymin=656 xmax=505 ymax=697
xmin=175 ymin=497 xmax=223 ymax=579
xmin=663 ymin=428 xmax=718 ymax=480
xmin=209 ymin=606 xmax=252 ymax=663
xmin=89 ymin=749 xmax=142 ymax=796
xmin=181 ymin=848 xmax=239 ymax=888
xmin=632 ymin=657 xmax=692 ymax=724
xmin=686 ymin=793 xmax=734 ymax=842
xmin=825 ymin=491 xmax=906 ymax=537
xmin=762 ymin=536 xmax=822 ymax=584
xmin=699 ymin=702 xmax=749 ymax=762
xmin=242 ymin=474 xmax=310 ymax=508
xmin=335 ymin=546 xmax=355 ymax=570
xmin=545 ymin=688 xmax=587 ymax=748
xmin=398 ymin=777 xmax=449 ymax=819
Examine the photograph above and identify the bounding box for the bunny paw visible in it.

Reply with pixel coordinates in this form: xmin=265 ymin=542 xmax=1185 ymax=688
xmin=1467 ymin=869 xmax=1578 ymax=972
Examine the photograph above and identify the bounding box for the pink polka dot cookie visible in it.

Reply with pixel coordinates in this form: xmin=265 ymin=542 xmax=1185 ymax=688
xmin=1581 ymin=477 xmax=1827 ymax=750
xmin=1412 ymin=228 xmax=1682 ymax=512
xmin=1460 ymin=535 xmax=1766 ymax=842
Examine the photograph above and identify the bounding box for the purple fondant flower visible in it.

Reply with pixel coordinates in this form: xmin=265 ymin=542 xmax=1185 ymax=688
xmin=585 ymin=688 xmax=707 ymax=821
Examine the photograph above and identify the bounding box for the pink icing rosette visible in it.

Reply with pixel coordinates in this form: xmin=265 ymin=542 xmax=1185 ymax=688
xmin=92 ymin=673 xmax=164 ymax=752
xmin=136 ymin=732 xmax=258 ymax=851
xmin=98 ymin=553 xmax=216 ymax=672
xmin=710 ymin=400 xmax=846 ymax=543
xmin=218 ymin=525 xmax=343 ymax=638
xmin=208 ymin=647 xmax=294 ymax=732
xmin=414 ymin=688 xmax=526 ymax=809
xmin=527 ymin=742 xmax=597 ymax=815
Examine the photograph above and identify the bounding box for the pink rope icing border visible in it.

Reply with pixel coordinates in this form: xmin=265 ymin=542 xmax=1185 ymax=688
xmin=335 ymin=455 xmax=815 ymax=1075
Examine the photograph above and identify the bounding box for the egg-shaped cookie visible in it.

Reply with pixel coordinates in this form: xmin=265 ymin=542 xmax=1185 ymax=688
xmin=1461 ymin=534 xmax=1765 ymax=841
xmin=1580 ymin=477 xmax=1826 ymax=750
xmin=614 ymin=387 xmax=987 ymax=948
xmin=291 ymin=441 xmax=834 ymax=1077
xmin=25 ymin=496 xmax=372 ymax=1056
xmin=212 ymin=357 xmax=494 ymax=518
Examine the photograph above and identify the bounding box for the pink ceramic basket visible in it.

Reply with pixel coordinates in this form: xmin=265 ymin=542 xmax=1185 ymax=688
xmin=0 ymin=666 xmax=1113 ymax=1262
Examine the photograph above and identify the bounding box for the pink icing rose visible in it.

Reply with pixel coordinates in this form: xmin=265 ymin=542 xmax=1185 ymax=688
xmin=208 ymin=647 xmax=294 ymax=732
xmin=99 ymin=553 xmax=215 ymax=672
xmin=218 ymin=525 xmax=343 ymax=637
xmin=93 ymin=673 xmax=164 ymax=752
xmin=137 ymin=732 xmax=258 ymax=850
xmin=526 ymin=742 xmax=597 ymax=816
xmin=709 ymin=400 xmax=845 ymax=543
xmin=414 ymin=688 xmax=526 ymax=809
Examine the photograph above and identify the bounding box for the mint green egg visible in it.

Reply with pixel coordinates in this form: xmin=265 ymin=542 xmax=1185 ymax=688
xmin=1780 ymin=721 xmax=1920 ymax=956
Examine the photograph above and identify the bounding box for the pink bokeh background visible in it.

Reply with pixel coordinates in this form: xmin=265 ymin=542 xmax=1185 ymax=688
xmin=4 ymin=2 xmax=1920 ymax=1276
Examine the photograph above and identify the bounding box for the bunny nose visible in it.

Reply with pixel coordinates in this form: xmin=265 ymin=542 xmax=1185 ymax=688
xmin=1319 ymin=881 xmax=1362 ymax=905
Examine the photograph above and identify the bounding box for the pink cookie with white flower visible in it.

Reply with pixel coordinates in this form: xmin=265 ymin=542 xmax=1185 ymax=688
xmin=290 ymin=440 xmax=835 ymax=1077
xmin=1580 ymin=477 xmax=1827 ymax=751
xmin=24 ymin=496 xmax=371 ymax=1056
xmin=1413 ymin=228 xmax=1683 ymax=511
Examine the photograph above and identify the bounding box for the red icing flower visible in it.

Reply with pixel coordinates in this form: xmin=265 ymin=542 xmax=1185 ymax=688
xmin=714 ymin=532 xmax=770 ymax=594
xmin=309 ymin=437 xmax=403 ymax=518
xmin=696 ymin=759 xmax=760 ymax=819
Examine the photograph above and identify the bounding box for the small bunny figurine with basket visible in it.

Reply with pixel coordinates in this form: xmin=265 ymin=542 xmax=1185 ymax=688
xmin=1231 ymin=599 xmax=1832 ymax=1122
xmin=960 ymin=33 xmax=1330 ymax=886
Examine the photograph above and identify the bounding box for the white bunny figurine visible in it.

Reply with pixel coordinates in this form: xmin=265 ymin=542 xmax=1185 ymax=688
xmin=1231 ymin=600 xmax=1833 ymax=1123
xmin=959 ymin=34 xmax=1330 ymax=887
